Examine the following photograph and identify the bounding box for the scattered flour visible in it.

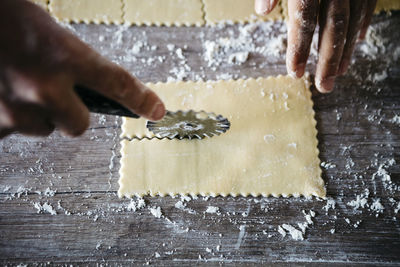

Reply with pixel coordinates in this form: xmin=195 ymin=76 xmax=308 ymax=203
xmin=277 ymin=226 xmax=286 ymax=237
xmin=279 ymin=210 xmax=315 ymax=241
xmin=234 ymin=225 xmax=246 ymax=249
xmin=127 ymin=197 xmax=146 ymax=212
xmin=205 ymin=206 xmax=220 ymax=214
xmin=321 ymin=162 xmax=337 ymax=169
xmin=281 ymin=224 xmax=304 ymax=241
xmin=33 ymin=202 xmax=57 ymax=215
xmin=371 ymin=70 xmax=388 ymax=82
xmin=323 ymin=199 xmax=336 ymax=212
xmin=228 ymin=51 xmax=249 ymax=64
xmin=43 ymin=187 xmax=56 ymax=197
xmin=174 ymin=200 xmax=196 ymax=214
xmin=167 ymin=44 xmax=175 ymax=51
xmin=14 ymin=186 xmax=31 ymax=198
xmin=131 ymin=41 xmax=144 ymax=54
xmin=372 ymin=158 xmax=398 ymax=192
xmin=203 ymin=21 xmax=286 ymax=68
xmin=370 ymin=198 xmax=385 ymax=216
xmin=149 ymin=206 xmax=162 ymax=218
xmin=347 ymin=194 xmax=369 ymax=211
xmin=389 ymin=115 xmax=400 ymax=125
xmin=394 ymin=202 xmax=400 ymax=214
xmin=3 ymin=185 xmax=11 ymax=192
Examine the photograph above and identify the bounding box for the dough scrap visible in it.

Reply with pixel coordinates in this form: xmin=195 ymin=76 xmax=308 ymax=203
xmin=119 ymin=76 xmax=325 ymax=198
xmin=203 ymin=0 xmax=283 ymax=24
xmin=123 ymin=0 xmax=204 ymax=26
xmin=49 ymin=0 xmax=123 ymax=24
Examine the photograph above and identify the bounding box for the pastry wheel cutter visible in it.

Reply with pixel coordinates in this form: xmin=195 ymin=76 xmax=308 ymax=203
xmin=75 ymin=85 xmax=230 ymax=139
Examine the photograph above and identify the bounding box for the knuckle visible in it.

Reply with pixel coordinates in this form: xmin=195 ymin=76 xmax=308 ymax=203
xmin=328 ymin=10 xmax=349 ymax=32
xmin=292 ymin=0 xmax=318 ymax=28
xmin=110 ymin=72 xmax=150 ymax=112
xmin=296 ymin=9 xmax=317 ymax=29
xmin=110 ymin=70 xmax=132 ymax=100
xmin=135 ymin=89 xmax=152 ymax=111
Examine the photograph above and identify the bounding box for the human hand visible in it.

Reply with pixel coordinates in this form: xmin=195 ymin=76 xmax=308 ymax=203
xmin=0 ymin=0 xmax=165 ymax=139
xmin=255 ymin=0 xmax=377 ymax=93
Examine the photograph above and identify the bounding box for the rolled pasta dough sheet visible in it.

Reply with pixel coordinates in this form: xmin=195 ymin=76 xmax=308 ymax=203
xmin=123 ymin=0 xmax=204 ymax=26
xmin=49 ymin=0 xmax=123 ymax=24
xmin=39 ymin=0 xmax=400 ymax=25
xmin=203 ymin=0 xmax=283 ymax=24
xmin=119 ymin=76 xmax=325 ymax=198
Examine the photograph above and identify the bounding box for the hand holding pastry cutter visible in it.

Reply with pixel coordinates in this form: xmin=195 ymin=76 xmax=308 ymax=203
xmin=75 ymin=85 xmax=230 ymax=139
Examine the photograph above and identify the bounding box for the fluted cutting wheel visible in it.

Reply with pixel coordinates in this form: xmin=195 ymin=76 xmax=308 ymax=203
xmin=146 ymin=110 xmax=230 ymax=140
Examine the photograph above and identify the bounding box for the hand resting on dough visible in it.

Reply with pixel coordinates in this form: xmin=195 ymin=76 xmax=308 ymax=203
xmin=255 ymin=0 xmax=377 ymax=93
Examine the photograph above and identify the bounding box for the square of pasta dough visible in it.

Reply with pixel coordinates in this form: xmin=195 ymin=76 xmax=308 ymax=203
xmin=123 ymin=0 xmax=204 ymax=26
xmin=203 ymin=0 xmax=283 ymax=24
xmin=49 ymin=0 xmax=123 ymax=24
xmin=119 ymin=76 xmax=325 ymax=198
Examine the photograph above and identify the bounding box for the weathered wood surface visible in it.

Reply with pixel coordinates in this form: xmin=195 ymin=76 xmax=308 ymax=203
xmin=1 ymin=12 xmax=400 ymax=265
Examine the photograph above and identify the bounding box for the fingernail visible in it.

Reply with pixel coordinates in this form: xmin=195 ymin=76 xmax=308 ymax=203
xmin=287 ymin=63 xmax=305 ymax=79
xmin=316 ymin=76 xmax=335 ymax=93
xmin=338 ymin=60 xmax=349 ymax=75
xmin=150 ymin=102 xmax=166 ymax=121
xmin=288 ymin=67 xmax=297 ymax=79
xmin=255 ymin=0 xmax=270 ymax=15
xmin=295 ymin=63 xmax=305 ymax=78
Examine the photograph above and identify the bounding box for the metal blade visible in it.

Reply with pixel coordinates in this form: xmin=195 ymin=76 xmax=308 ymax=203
xmin=146 ymin=110 xmax=230 ymax=140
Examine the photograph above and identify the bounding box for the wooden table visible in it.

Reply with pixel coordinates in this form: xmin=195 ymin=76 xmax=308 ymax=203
xmin=1 ymin=12 xmax=399 ymax=265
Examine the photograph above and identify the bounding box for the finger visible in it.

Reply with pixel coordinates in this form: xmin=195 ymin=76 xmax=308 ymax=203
xmin=73 ymin=54 xmax=165 ymax=121
xmin=11 ymin=103 xmax=55 ymax=136
xmin=0 ymin=78 xmax=54 ymax=137
xmin=315 ymin=0 xmax=350 ymax=93
xmin=286 ymin=0 xmax=319 ymax=78
xmin=359 ymin=0 xmax=377 ymax=40
xmin=46 ymin=85 xmax=90 ymax=137
xmin=255 ymin=0 xmax=279 ymax=15
xmin=338 ymin=0 xmax=368 ymax=75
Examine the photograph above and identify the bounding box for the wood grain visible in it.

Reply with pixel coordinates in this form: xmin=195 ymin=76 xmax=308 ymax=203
xmin=0 ymin=12 xmax=399 ymax=265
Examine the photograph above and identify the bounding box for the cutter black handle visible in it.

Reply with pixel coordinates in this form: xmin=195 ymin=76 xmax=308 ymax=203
xmin=74 ymin=85 xmax=140 ymax=118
